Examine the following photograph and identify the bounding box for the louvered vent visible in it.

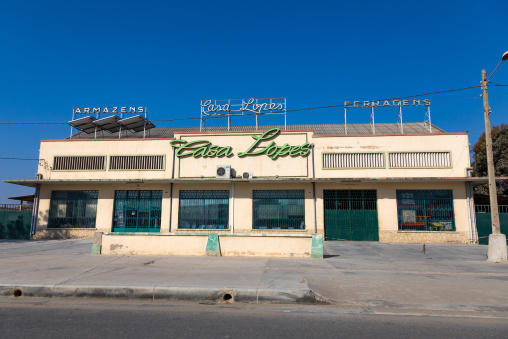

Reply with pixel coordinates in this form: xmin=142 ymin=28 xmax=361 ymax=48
xmin=109 ymin=155 xmax=165 ymax=170
xmin=323 ymin=153 xmax=385 ymax=169
xmin=53 ymin=156 xmax=105 ymax=171
xmin=389 ymin=152 xmax=451 ymax=168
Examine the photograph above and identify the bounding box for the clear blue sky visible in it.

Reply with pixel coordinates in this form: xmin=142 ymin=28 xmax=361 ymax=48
xmin=1 ymin=0 xmax=507 ymax=202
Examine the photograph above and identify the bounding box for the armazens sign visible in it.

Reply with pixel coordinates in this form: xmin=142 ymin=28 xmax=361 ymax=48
xmin=170 ymin=128 xmax=310 ymax=160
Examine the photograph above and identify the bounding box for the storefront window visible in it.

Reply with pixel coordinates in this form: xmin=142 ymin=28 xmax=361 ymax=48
xmin=396 ymin=190 xmax=455 ymax=231
xmin=48 ymin=191 xmax=98 ymax=228
xmin=178 ymin=190 xmax=229 ymax=229
xmin=253 ymin=190 xmax=305 ymax=229
xmin=113 ymin=190 xmax=162 ymax=232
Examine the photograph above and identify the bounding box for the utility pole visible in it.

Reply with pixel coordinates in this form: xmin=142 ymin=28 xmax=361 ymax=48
xmin=481 ymin=67 xmax=507 ymax=262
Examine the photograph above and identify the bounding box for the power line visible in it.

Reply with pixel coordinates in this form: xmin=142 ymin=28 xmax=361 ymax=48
xmin=0 ymin=84 xmax=504 ymax=125
xmin=155 ymin=85 xmax=487 ymax=121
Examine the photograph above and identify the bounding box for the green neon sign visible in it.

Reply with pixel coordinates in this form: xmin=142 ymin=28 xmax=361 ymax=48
xmin=170 ymin=128 xmax=310 ymax=160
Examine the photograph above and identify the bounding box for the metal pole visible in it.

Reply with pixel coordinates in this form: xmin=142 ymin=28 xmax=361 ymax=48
xmin=144 ymin=108 xmax=147 ymax=139
xmin=94 ymin=110 xmax=98 ymax=139
xmin=70 ymin=110 xmax=75 ymax=139
xmin=231 ymin=182 xmax=235 ymax=234
xmin=344 ymin=106 xmax=347 ymax=135
xmin=311 ymin=144 xmax=317 ymax=233
xmin=481 ymin=68 xmax=507 ymax=262
xmin=371 ymin=106 xmax=375 ymax=134
xmin=30 ymin=184 xmax=40 ymax=237
xmin=465 ymin=181 xmax=474 ymax=243
xmin=425 ymin=105 xmax=432 ymax=133
xmin=119 ymin=111 xmax=123 ymax=139
xmin=169 ymin=149 xmax=176 ymax=232
xmin=398 ymin=105 xmax=403 ymax=134
xmin=284 ymin=98 xmax=287 ymax=130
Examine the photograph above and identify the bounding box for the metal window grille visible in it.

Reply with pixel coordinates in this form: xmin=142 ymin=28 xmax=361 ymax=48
xmin=109 ymin=155 xmax=165 ymax=170
xmin=178 ymin=190 xmax=229 ymax=229
xmin=53 ymin=156 xmax=105 ymax=170
xmin=396 ymin=190 xmax=455 ymax=231
xmin=323 ymin=153 xmax=385 ymax=169
xmin=0 ymin=204 xmax=33 ymax=212
xmin=475 ymin=205 xmax=508 ymax=214
xmin=252 ymin=190 xmax=305 ymax=230
xmin=389 ymin=152 xmax=451 ymax=168
xmin=113 ymin=190 xmax=162 ymax=232
xmin=48 ymin=191 xmax=98 ymax=228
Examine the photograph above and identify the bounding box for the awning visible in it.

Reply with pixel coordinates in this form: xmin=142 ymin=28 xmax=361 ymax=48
xmin=8 ymin=194 xmax=35 ymax=203
xmin=4 ymin=177 xmax=503 ymax=188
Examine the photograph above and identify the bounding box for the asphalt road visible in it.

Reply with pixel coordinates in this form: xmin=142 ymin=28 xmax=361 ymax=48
xmin=1 ymin=298 xmax=507 ymax=339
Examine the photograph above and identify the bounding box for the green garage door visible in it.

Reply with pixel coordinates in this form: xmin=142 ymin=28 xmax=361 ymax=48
xmin=324 ymin=190 xmax=379 ymax=241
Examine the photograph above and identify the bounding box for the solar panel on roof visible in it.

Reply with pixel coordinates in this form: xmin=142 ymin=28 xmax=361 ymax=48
xmin=93 ymin=115 xmax=121 ymax=133
xmin=118 ymin=115 xmax=156 ymax=132
xmin=68 ymin=116 xmax=97 ymax=134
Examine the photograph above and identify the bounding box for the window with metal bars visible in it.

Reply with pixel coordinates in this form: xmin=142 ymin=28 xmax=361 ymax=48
xmin=53 ymin=156 xmax=105 ymax=171
xmin=389 ymin=152 xmax=451 ymax=168
xmin=252 ymin=190 xmax=305 ymax=230
xmin=48 ymin=191 xmax=98 ymax=228
xmin=112 ymin=190 xmax=162 ymax=232
xmin=178 ymin=190 xmax=229 ymax=229
xmin=109 ymin=155 xmax=165 ymax=170
xmin=323 ymin=153 xmax=385 ymax=169
xmin=396 ymin=190 xmax=455 ymax=231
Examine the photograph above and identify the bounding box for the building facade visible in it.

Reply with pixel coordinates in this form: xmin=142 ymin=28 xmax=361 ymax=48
xmin=6 ymin=123 xmax=480 ymax=245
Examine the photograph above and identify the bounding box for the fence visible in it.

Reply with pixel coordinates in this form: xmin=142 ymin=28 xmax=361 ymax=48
xmin=474 ymin=205 xmax=508 ymax=245
xmin=0 ymin=204 xmax=32 ymax=239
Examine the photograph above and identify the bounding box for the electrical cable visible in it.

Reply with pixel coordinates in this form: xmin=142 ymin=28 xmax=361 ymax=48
xmin=0 ymin=85 xmax=491 ymax=125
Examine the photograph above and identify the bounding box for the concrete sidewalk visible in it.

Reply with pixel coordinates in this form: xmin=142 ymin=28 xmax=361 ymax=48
xmin=0 ymin=239 xmax=507 ymax=316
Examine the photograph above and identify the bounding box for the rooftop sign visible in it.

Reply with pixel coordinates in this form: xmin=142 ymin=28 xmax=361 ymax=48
xmin=73 ymin=107 xmax=147 ymax=114
xmin=344 ymin=99 xmax=430 ymax=108
xmin=200 ymin=98 xmax=286 ymax=116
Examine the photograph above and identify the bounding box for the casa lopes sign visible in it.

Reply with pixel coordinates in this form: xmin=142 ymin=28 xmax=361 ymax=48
xmin=170 ymin=128 xmax=310 ymax=160
xmin=200 ymin=98 xmax=286 ymax=116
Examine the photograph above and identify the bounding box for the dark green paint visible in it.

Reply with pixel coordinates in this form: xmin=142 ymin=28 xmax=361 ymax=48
xmin=0 ymin=210 xmax=31 ymax=240
xmin=311 ymin=234 xmax=323 ymax=258
xmin=170 ymin=128 xmax=310 ymax=160
xmin=475 ymin=209 xmax=508 ymax=245
xmin=205 ymin=233 xmax=221 ymax=256
xmin=324 ymin=190 xmax=379 ymax=241
xmin=112 ymin=190 xmax=162 ymax=233
xmin=91 ymin=244 xmax=102 ymax=254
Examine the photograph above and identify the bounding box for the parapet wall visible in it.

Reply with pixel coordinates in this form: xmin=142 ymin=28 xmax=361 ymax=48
xmin=98 ymin=232 xmax=323 ymax=258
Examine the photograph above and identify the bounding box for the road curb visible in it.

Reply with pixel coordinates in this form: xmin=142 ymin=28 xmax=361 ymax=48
xmin=0 ymin=284 xmax=328 ymax=304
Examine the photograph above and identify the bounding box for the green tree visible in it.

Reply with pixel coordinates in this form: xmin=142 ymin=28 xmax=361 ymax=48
xmin=471 ymin=123 xmax=508 ymax=195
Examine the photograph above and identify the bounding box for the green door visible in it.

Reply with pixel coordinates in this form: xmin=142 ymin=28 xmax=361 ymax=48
xmin=324 ymin=190 xmax=379 ymax=241
xmin=113 ymin=190 xmax=162 ymax=232
xmin=475 ymin=205 xmax=508 ymax=245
